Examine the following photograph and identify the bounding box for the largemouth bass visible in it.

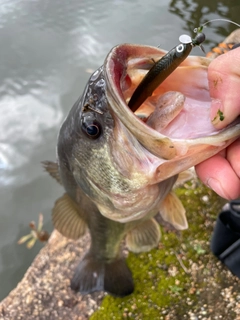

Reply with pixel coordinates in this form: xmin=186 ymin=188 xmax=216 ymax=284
xmin=44 ymin=33 xmax=240 ymax=297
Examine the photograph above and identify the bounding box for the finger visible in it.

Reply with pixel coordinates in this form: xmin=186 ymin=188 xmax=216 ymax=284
xmin=195 ymin=153 xmax=240 ymax=200
xmin=208 ymin=47 xmax=240 ymax=129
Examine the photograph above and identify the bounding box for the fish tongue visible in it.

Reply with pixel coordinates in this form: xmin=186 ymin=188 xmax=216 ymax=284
xmin=145 ymin=91 xmax=185 ymax=131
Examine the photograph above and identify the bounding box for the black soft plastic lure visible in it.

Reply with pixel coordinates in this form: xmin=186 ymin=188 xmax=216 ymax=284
xmin=129 ymin=18 xmax=240 ymax=113
xmin=128 ymin=32 xmax=206 ymax=112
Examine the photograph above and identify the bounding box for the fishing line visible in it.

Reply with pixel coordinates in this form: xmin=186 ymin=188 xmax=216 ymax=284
xmin=194 ymin=19 xmax=240 ymax=33
xmin=179 ymin=19 xmax=240 ymax=53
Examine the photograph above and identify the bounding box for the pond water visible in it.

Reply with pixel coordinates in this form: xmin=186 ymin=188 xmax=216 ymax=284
xmin=0 ymin=0 xmax=239 ymax=301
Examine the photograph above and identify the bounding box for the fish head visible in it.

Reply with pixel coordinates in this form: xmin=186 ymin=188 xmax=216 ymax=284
xmin=58 ymin=63 xmax=176 ymax=223
xmin=57 ymin=43 xmax=240 ymax=223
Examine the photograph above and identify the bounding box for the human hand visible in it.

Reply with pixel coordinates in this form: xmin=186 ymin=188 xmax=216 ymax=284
xmin=195 ymin=47 xmax=240 ymax=200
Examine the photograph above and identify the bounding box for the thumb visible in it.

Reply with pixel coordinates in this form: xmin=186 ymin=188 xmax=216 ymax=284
xmin=208 ymin=47 xmax=240 ymax=129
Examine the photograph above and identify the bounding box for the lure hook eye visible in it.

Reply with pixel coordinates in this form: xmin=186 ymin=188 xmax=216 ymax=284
xmin=82 ymin=119 xmax=102 ymax=139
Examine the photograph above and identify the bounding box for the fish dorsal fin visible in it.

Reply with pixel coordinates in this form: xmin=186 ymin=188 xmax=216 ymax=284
xmin=52 ymin=193 xmax=87 ymax=240
xmin=126 ymin=218 xmax=161 ymax=253
xmin=42 ymin=160 xmax=62 ymax=185
xmin=159 ymin=191 xmax=188 ymax=230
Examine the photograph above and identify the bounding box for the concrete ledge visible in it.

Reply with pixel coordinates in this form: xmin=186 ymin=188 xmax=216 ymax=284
xmin=0 ymin=231 xmax=104 ymax=320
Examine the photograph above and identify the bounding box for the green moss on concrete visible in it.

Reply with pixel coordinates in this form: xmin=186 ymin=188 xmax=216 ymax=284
xmin=91 ymin=180 xmax=237 ymax=319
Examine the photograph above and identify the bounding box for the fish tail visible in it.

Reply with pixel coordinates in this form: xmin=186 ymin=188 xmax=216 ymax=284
xmin=70 ymin=252 xmax=134 ymax=297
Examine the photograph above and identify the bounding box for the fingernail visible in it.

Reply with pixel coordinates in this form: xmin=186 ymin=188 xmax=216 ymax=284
xmin=211 ymin=99 xmax=225 ymax=126
xmin=207 ymin=178 xmax=229 ymax=199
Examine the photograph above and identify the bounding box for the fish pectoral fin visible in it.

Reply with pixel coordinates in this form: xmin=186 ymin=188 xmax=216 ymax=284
xmin=52 ymin=193 xmax=87 ymax=240
xmin=42 ymin=160 xmax=62 ymax=185
xmin=126 ymin=218 xmax=161 ymax=253
xmin=71 ymin=253 xmax=134 ymax=297
xmin=159 ymin=191 xmax=188 ymax=230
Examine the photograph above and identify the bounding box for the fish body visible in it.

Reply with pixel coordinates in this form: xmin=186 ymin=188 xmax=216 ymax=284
xmin=45 ymin=41 xmax=240 ymax=296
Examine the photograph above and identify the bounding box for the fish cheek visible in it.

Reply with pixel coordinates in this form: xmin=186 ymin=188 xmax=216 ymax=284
xmin=71 ymin=147 xmax=99 ymax=200
xmin=71 ymin=135 xmax=110 ymax=200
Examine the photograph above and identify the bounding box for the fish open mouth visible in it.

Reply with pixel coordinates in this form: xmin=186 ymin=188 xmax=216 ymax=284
xmin=104 ymin=43 xmax=240 ymax=165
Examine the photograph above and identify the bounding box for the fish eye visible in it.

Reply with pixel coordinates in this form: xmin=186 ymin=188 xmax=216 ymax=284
xmin=82 ymin=120 xmax=102 ymax=139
